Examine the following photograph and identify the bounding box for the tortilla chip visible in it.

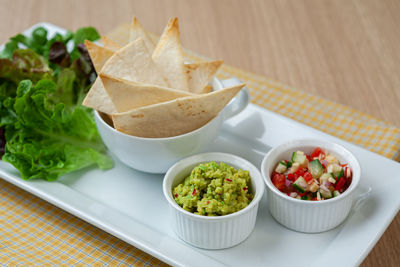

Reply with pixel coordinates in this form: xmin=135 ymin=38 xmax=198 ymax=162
xmin=82 ymin=77 xmax=118 ymax=114
xmin=112 ymin=83 xmax=245 ymax=138
xmin=84 ymin=40 xmax=115 ymax=73
xmin=101 ymin=35 xmax=122 ymax=51
xmin=129 ymin=17 xmax=156 ymax=53
xmin=185 ymin=60 xmax=223 ymax=94
xmin=100 ymin=74 xmax=194 ymax=112
xmin=152 ymin=17 xmax=189 ymax=91
xmin=101 ymin=38 xmax=168 ymax=87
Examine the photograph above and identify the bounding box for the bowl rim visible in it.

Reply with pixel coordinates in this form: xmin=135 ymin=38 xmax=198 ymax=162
xmin=94 ymin=109 xmax=222 ymax=141
xmin=261 ymin=139 xmax=361 ymax=205
xmin=162 ymin=152 xmax=265 ymax=221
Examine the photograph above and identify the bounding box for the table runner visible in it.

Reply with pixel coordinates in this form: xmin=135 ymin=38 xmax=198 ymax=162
xmin=1 ymin=23 xmax=399 ymax=266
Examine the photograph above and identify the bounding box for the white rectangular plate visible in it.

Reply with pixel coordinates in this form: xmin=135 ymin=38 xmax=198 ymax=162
xmin=1 ymin=23 xmax=400 ymax=267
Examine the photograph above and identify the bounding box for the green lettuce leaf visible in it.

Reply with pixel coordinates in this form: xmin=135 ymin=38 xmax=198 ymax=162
xmin=0 ymin=26 xmax=111 ymax=180
xmin=2 ymin=80 xmax=112 ymax=180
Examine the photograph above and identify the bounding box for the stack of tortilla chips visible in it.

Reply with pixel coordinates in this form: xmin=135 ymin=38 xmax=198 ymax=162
xmin=83 ymin=17 xmax=245 ymax=138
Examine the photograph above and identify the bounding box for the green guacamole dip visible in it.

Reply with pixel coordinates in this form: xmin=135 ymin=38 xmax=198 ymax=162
xmin=173 ymin=162 xmax=253 ymax=216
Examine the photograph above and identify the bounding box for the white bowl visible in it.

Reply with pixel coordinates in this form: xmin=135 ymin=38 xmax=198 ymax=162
xmin=163 ymin=152 xmax=265 ymax=249
xmin=261 ymin=139 xmax=361 ymax=233
xmin=94 ymin=78 xmax=249 ymax=174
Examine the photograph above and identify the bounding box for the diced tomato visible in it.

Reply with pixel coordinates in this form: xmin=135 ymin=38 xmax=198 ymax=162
xmin=335 ymin=178 xmax=346 ymax=191
xmin=303 ymin=172 xmax=314 ymax=184
xmin=312 ymin=197 xmax=318 ymax=201
xmin=294 ymin=168 xmax=305 ymax=178
xmin=311 ymin=147 xmax=324 ymax=158
xmin=287 ymin=173 xmax=296 ymax=181
xmin=306 ymin=154 xmax=313 ymax=161
xmin=299 ymin=192 xmax=307 ymax=197
xmin=272 ymin=173 xmax=286 ymax=191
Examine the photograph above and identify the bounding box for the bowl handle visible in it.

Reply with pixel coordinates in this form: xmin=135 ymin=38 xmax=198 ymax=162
xmin=218 ymin=78 xmax=250 ymax=120
xmin=352 ymin=187 xmax=372 ymax=212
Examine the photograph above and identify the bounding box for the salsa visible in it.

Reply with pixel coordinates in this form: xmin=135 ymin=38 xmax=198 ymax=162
xmin=271 ymin=147 xmax=352 ymax=201
xmin=173 ymin=162 xmax=253 ymax=216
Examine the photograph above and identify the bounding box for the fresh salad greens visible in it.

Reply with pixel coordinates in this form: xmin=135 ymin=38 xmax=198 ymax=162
xmin=0 ymin=26 xmax=113 ymax=181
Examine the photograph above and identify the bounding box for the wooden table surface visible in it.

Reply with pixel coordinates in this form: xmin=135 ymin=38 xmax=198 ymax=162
xmin=1 ymin=0 xmax=399 ymax=266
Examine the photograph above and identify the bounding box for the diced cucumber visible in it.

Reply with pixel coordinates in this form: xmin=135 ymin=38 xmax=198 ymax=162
xmin=319 ymin=173 xmax=331 ymax=184
xmin=333 ymin=190 xmax=341 ymax=197
xmin=280 ymin=160 xmax=292 ymax=168
xmin=327 ymin=164 xmax=342 ymax=177
xmin=309 ymin=159 xmax=324 ymax=179
xmin=319 ymin=188 xmax=332 ymax=199
xmin=334 ymin=168 xmax=344 ymax=179
xmin=301 ymin=195 xmax=310 ymax=200
xmin=275 ymin=162 xmax=287 ymax=174
xmin=292 ymin=151 xmax=308 ymax=167
xmin=293 ymin=176 xmax=308 ymax=193
xmin=289 ymin=162 xmax=300 ymax=173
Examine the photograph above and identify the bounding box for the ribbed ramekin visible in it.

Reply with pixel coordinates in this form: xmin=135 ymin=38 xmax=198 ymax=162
xmin=163 ymin=152 xmax=265 ymax=249
xmin=261 ymin=139 xmax=361 ymax=233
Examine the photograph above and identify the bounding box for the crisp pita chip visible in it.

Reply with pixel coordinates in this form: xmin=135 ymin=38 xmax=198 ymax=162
xmin=129 ymin=17 xmax=156 ymax=52
xmin=100 ymin=74 xmax=194 ymax=112
xmin=112 ymin=84 xmax=244 ymax=138
xmin=101 ymin=35 xmax=122 ymax=51
xmin=152 ymin=17 xmax=189 ymax=91
xmin=185 ymin=60 xmax=223 ymax=94
xmin=101 ymin=38 xmax=168 ymax=87
xmin=82 ymin=77 xmax=118 ymax=114
xmin=84 ymin=40 xmax=115 ymax=73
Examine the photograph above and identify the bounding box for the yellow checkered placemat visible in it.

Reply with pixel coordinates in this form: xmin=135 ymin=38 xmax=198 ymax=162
xmin=1 ymin=23 xmax=400 ymax=266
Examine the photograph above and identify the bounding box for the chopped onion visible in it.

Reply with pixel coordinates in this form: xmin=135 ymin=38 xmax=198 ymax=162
xmin=285 ymin=179 xmax=292 ymax=187
xmin=323 ymin=181 xmax=331 ymax=188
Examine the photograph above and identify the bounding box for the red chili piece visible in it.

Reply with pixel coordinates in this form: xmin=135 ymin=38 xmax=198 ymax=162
xmin=174 ymin=193 xmax=178 ymax=198
xmin=192 ymin=188 xmax=197 ymax=196
xmin=226 ymin=178 xmax=232 ymax=182
xmin=243 ymin=187 xmax=248 ymax=191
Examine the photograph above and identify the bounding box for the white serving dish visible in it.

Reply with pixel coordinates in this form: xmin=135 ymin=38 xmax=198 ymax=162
xmin=1 ymin=23 xmax=400 ymax=267
xmin=261 ymin=139 xmax=361 ymax=233
xmin=94 ymin=79 xmax=250 ymax=174
xmin=163 ymin=152 xmax=265 ymax=249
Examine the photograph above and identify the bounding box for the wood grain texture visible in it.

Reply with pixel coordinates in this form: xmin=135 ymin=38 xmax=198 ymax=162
xmin=0 ymin=0 xmax=399 ymax=266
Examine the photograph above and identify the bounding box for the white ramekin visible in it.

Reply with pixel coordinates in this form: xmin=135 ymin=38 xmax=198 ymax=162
xmin=94 ymin=78 xmax=249 ymax=174
xmin=163 ymin=152 xmax=265 ymax=249
xmin=261 ymin=139 xmax=361 ymax=233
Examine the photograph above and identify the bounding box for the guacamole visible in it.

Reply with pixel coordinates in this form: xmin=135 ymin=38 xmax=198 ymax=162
xmin=173 ymin=162 xmax=253 ymax=216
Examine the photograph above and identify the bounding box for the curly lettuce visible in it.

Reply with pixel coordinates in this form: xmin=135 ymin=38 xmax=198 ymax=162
xmin=0 ymin=26 xmax=113 ymax=180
